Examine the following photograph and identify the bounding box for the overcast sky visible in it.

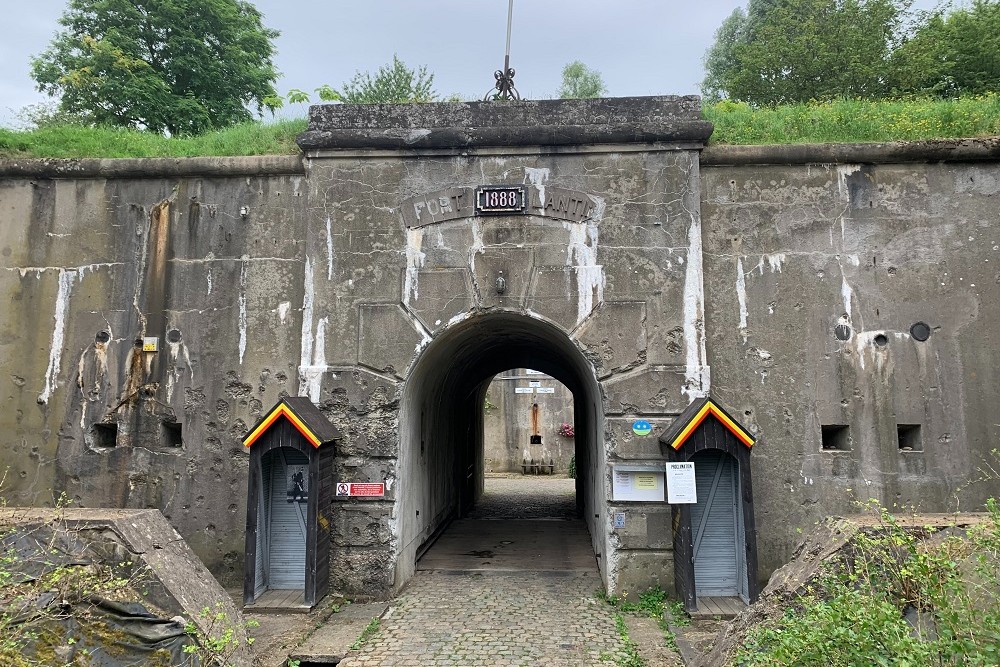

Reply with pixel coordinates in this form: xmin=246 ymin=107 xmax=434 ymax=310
xmin=0 ymin=0 xmax=752 ymax=127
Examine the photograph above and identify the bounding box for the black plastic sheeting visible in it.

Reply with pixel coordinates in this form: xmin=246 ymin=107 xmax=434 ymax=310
xmin=2 ymin=522 xmax=201 ymax=666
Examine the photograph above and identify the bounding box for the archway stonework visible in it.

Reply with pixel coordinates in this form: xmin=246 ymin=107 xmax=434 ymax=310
xmin=296 ymin=97 xmax=714 ymax=596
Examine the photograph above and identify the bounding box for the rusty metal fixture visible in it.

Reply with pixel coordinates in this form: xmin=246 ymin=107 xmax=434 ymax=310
xmin=486 ymin=67 xmax=520 ymax=101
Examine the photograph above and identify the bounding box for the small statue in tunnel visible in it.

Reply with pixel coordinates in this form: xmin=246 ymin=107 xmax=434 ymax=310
xmin=289 ymin=471 xmax=307 ymax=503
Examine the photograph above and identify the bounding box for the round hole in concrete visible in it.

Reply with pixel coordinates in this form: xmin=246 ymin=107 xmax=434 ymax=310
xmin=834 ymin=324 xmax=852 ymax=341
xmin=874 ymin=334 xmax=889 ymax=347
xmin=910 ymin=322 xmax=930 ymax=342
xmin=133 ymin=338 xmax=143 ymax=347
xmin=166 ymin=329 xmax=182 ymax=343
xmin=95 ymin=331 xmax=111 ymax=344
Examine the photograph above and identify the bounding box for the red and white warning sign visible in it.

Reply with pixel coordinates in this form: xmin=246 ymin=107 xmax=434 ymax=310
xmin=336 ymin=482 xmax=385 ymax=497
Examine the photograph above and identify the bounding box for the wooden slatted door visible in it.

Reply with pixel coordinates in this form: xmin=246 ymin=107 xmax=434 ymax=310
xmin=253 ymin=458 xmax=271 ymax=597
xmin=265 ymin=448 xmax=309 ymax=590
xmin=690 ymin=450 xmax=744 ymax=598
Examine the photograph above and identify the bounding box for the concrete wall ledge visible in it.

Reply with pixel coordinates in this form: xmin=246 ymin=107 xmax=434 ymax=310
xmin=702 ymin=136 xmax=1000 ymax=165
xmin=298 ymin=96 xmax=714 ymax=150
xmin=0 ymin=154 xmax=305 ymax=179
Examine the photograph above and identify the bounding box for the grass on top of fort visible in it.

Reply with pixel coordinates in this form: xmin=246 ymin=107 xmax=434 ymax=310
xmin=1 ymin=95 xmax=999 ymax=159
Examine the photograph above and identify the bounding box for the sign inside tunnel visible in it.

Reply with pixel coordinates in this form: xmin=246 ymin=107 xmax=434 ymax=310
xmin=336 ymin=483 xmax=385 ymax=497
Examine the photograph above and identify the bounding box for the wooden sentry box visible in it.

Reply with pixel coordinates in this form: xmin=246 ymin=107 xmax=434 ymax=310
xmin=242 ymin=397 xmax=340 ymax=609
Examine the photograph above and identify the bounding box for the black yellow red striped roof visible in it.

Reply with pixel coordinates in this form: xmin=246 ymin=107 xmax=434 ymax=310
xmin=243 ymin=397 xmax=341 ymax=449
xmin=659 ymin=397 xmax=755 ymax=451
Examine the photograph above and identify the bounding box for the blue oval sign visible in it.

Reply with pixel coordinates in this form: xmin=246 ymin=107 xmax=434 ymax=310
xmin=632 ymin=420 xmax=652 ymax=436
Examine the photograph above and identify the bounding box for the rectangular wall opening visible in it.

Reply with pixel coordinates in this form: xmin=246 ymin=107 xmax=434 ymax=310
xmin=162 ymin=421 xmax=183 ymax=448
xmin=91 ymin=422 xmax=118 ymax=449
xmin=821 ymin=425 xmax=850 ymax=451
xmin=897 ymin=424 xmax=921 ymax=452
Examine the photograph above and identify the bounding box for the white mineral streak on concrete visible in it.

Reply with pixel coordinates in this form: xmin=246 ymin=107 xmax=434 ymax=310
xmin=837 ymin=165 xmax=861 ymax=198
xmin=682 ymin=215 xmax=709 ymax=401
xmin=523 ymin=167 xmax=549 ymax=212
xmin=841 ymin=274 xmax=854 ymax=322
xmin=306 ymin=318 xmax=328 ymax=403
xmin=277 ymin=301 xmax=291 ymax=324
xmin=12 ymin=262 xmax=121 ymax=278
xmin=238 ymin=259 xmax=248 ymax=365
xmin=468 ymin=219 xmax=484 ymax=277
xmin=847 ymin=254 xmax=860 ymax=266
xmin=326 ymin=217 xmax=335 ymax=281
xmin=297 ymin=257 xmax=327 ymax=400
xmin=166 ymin=340 xmax=193 ymax=403
xmin=403 ymin=227 xmax=426 ymax=306
xmin=766 ymin=253 xmax=786 ymax=272
xmin=563 ymin=199 xmax=606 ymax=326
xmin=736 ymin=258 xmax=749 ymax=343
xmin=38 ymin=269 xmax=77 ymax=405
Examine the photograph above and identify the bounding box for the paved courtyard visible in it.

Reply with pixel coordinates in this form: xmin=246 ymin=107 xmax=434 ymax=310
xmin=338 ymin=570 xmax=631 ymax=667
xmin=337 ymin=476 xmax=636 ymax=667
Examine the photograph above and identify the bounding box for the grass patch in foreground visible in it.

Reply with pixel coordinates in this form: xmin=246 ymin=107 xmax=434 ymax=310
xmin=0 ymin=118 xmax=306 ymax=159
xmin=705 ymin=94 xmax=1000 ymax=145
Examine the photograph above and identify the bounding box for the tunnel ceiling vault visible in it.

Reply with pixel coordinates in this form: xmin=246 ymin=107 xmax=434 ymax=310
xmin=407 ymin=312 xmax=599 ymax=403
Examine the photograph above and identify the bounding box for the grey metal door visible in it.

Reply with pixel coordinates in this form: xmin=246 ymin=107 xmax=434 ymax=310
xmin=266 ymin=448 xmax=309 ymax=589
xmin=690 ymin=450 xmax=742 ymax=597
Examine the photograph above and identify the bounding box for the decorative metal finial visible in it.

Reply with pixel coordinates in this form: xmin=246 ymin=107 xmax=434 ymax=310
xmin=485 ymin=0 xmax=520 ymax=101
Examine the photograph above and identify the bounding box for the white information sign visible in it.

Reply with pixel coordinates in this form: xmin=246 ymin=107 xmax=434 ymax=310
xmin=525 ymin=369 xmax=543 ymax=375
xmin=514 ymin=387 xmax=534 ymax=394
xmin=612 ymin=467 xmax=665 ymax=501
xmin=529 ymin=381 xmax=541 ymax=387
xmin=666 ymin=462 xmax=698 ymax=504
xmin=536 ymin=387 xmax=556 ymax=394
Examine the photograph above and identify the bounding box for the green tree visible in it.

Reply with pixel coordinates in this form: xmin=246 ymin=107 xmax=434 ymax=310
xmin=557 ymin=61 xmax=608 ymax=99
xmin=891 ymin=0 xmax=1000 ymax=96
xmin=327 ymin=55 xmax=437 ymax=104
xmin=703 ymin=0 xmax=914 ymax=105
xmin=30 ymin=0 xmax=279 ymax=135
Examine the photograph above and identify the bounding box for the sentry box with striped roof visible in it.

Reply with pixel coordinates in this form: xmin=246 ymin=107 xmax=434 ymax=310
xmin=660 ymin=396 xmax=759 ymax=613
xmin=242 ymin=397 xmax=340 ymax=609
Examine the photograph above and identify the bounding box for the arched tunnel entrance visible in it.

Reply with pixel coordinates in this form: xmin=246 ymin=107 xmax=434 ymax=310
xmin=395 ymin=312 xmax=607 ymax=589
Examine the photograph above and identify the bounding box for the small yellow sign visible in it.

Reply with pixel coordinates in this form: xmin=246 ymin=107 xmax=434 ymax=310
xmin=142 ymin=337 xmax=159 ymax=352
xmin=635 ymin=473 xmax=658 ymax=490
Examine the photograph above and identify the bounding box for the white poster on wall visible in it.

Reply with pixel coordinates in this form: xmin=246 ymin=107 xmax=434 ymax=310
xmin=666 ymin=462 xmax=697 ymax=504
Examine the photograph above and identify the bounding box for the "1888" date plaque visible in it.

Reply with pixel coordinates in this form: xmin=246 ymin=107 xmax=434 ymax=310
xmin=475 ymin=185 xmax=525 ymax=215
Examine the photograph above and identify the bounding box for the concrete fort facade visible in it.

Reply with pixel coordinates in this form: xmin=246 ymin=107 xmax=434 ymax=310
xmin=1 ymin=97 xmax=998 ymax=599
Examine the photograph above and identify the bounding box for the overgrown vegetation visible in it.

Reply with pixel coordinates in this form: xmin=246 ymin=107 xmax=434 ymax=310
xmin=736 ymin=499 xmax=1000 ymax=666
xmin=705 ymin=94 xmax=1000 ymax=144
xmin=2 ymin=94 xmax=999 ymax=159
xmin=0 ymin=118 xmax=305 ymax=158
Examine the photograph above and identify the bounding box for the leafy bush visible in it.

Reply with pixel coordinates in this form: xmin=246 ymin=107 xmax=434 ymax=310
xmin=737 ymin=499 xmax=1000 ymax=666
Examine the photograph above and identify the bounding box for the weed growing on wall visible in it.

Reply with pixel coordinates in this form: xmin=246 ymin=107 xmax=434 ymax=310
xmin=737 ymin=499 xmax=1000 ymax=666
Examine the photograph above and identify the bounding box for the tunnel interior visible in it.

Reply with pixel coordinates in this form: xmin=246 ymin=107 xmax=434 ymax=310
xmin=396 ymin=312 xmax=607 ymax=588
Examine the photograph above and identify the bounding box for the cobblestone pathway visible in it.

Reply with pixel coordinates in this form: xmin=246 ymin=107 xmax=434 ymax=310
xmin=338 ymin=570 xmax=629 ymax=667
xmin=338 ymin=476 xmax=630 ymax=667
